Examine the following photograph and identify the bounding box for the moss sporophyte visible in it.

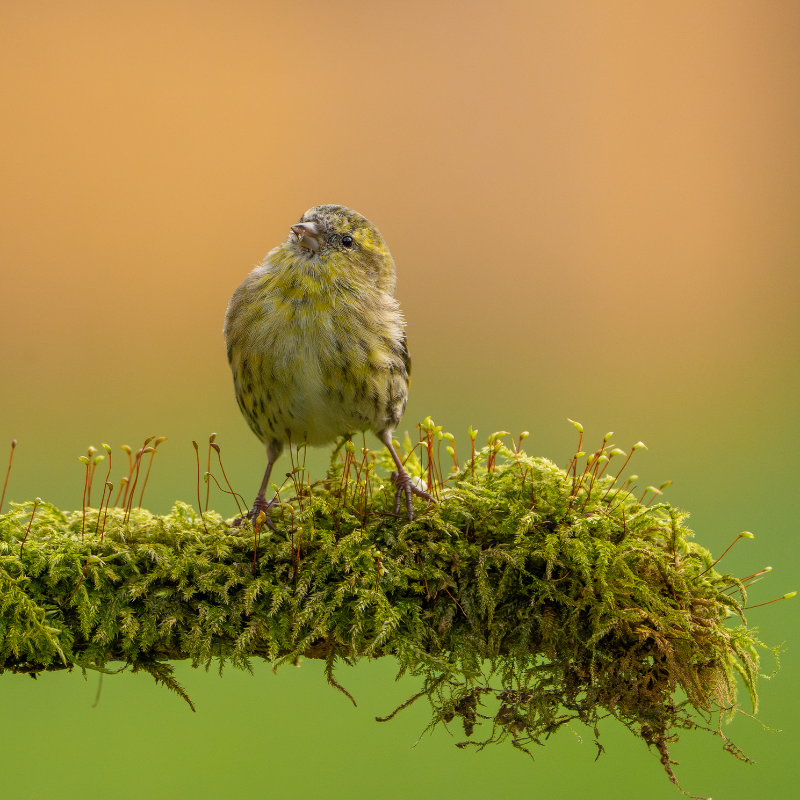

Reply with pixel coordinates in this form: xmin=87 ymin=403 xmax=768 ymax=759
xmin=0 ymin=423 xmax=791 ymax=799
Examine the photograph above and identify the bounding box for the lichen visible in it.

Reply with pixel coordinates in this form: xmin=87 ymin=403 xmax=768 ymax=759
xmin=0 ymin=422 xmax=779 ymax=798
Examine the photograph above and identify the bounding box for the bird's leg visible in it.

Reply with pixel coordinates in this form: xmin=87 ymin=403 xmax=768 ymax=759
xmin=234 ymin=445 xmax=280 ymax=529
xmin=249 ymin=460 xmax=277 ymax=528
xmin=378 ymin=430 xmax=436 ymax=521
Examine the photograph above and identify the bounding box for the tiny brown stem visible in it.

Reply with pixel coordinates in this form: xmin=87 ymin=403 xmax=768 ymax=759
xmin=205 ymin=471 xmax=249 ymax=516
xmin=600 ymin=451 xmax=635 ymax=504
xmin=469 ymin=432 xmax=477 ymax=477
xmin=19 ymin=498 xmax=40 ymax=557
xmin=745 ymin=593 xmax=795 ymax=610
xmin=295 ymin=527 xmax=303 ymax=584
xmin=87 ymin=457 xmax=98 ymax=508
xmin=114 ymin=477 xmax=128 ymax=507
xmin=416 ymin=553 xmax=430 ymax=600
xmin=568 ymin=450 xmax=600 ymax=513
xmin=697 ymin=534 xmax=750 ymax=578
xmin=192 ymin=442 xmax=208 ymax=534
xmin=210 ymin=443 xmax=245 ymax=516
xmin=443 ymin=586 xmax=466 ymax=617
xmin=565 ymin=430 xmax=584 ymax=475
xmin=580 ymin=453 xmax=608 ymax=512
xmin=725 ymin=577 xmax=764 ymax=596
xmin=68 ymin=556 xmax=92 ymax=602
xmin=139 ymin=437 xmax=167 ymax=508
xmin=120 ymin=446 xmax=133 ymax=507
xmin=123 ymin=450 xmax=144 ymax=523
xmin=205 ymin=433 xmax=216 ymax=512
xmin=1 ymin=439 xmax=17 ymax=513
xmin=99 ymin=483 xmax=113 ymax=543
xmin=341 ymin=447 xmax=353 ymax=510
xmin=93 ymin=482 xmax=111 ymax=537
xmin=426 ymin=432 xmax=434 ymax=491
xmin=609 ymin=485 xmax=637 ymax=515
xmin=286 ymin=432 xmax=305 ymax=514
xmin=252 ymin=512 xmax=262 ymax=575
xmin=722 ymin=568 xmax=771 ymax=592
xmin=80 ymin=460 xmax=90 ymax=539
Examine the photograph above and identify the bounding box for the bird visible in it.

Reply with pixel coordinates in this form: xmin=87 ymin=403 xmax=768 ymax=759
xmin=224 ymin=204 xmax=434 ymax=525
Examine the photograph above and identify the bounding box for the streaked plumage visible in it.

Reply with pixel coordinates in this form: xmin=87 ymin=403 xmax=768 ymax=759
xmin=224 ymin=205 xmax=432 ymax=522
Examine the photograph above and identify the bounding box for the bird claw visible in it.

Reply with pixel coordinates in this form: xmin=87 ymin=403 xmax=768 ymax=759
xmin=391 ymin=470 xmax=436 ymax=521
xmin=233 ymin=497 xmax=277 ymax=530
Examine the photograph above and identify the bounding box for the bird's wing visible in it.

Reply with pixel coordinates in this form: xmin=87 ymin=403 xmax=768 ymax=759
xmin=400 ymin=335 xmax=411 ymax=381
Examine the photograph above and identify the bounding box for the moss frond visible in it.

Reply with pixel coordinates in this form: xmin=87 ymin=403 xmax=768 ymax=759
xmin=0 ymin=429 xmax=779 ymax=797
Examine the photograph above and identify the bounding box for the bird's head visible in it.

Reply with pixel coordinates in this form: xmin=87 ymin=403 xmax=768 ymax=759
xmin=285 ymin=205 xmax=396 ymax=293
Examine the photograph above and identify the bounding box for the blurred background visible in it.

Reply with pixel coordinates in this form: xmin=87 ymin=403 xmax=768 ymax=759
xmin=1 ymin=1 xmax=798 ymax=797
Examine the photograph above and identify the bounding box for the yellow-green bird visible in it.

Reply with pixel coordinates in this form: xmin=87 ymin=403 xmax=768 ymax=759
xmin=224 ymin=204 xmax=434 ymax=524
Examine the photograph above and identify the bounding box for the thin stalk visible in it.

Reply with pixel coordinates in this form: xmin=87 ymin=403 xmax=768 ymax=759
xmin=99 ymin=482 xmax=113 ymax=543
xmin=698 ymin=533 xmax=753 ymax=578
xmin=192 ymin=442 xmax=208 ymax=534
xmin=114 ymin=477 xmax=129 ymax=507
xmin=210 ymin=443 xmax=245 ymax=516
xmin=19 ymin=498 xmax=40 ymax=557
xmin=600 ymin=451 xmax=635 ymax=503
xmin=745 ymin=592 xmax=796 ymax=610
xmin=123 ymin=450 xmax=144 ymax=523
xmin=1 ymin=439 xmax=17 ymax=513
xmin=138 ymin=437 xmax=167 ymax=508
xmin=80 ymin=458 xmax=90 ymax=539
xmin=205 ymin=433 xmax=216 ymax=512
xmin=205 ymin=472 xmax=248 ymax=516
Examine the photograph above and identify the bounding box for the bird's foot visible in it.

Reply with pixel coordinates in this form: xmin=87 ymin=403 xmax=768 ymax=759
xmin=391 ymin=470 xmax=436 ymax=521
xmin=233 ymin=496 xmax=277 ymax=530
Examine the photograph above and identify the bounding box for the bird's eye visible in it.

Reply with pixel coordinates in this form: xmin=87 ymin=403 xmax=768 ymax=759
xmin=341 ymin=235 xmax=354 ymax=248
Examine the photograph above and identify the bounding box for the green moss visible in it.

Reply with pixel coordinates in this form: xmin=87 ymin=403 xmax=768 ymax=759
xmin=0 ymin=425 xmax=779 ymax=798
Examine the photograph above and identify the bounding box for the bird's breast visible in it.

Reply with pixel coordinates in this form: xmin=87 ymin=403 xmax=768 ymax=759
xmin=227 ymin=275 xmax=406 ymax=446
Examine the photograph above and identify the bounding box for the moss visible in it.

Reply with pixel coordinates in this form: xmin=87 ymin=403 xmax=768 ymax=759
xmin=0 ymin=423 xmax=779 ymax=798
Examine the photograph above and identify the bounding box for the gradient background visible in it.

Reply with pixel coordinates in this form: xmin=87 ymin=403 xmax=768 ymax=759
xmin=1 ymin=1 xmax=798 ymax=798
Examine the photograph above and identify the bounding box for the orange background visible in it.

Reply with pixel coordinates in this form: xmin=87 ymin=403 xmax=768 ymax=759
xmin=1 ymin=2 xmax=798 ymax=798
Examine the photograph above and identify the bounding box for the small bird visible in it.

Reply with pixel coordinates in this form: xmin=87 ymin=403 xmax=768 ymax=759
xmin=224 ymin=204 xmax=434 ymax=524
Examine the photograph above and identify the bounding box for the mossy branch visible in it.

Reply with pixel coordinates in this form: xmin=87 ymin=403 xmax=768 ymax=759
xmin=0 ymin=425 xmax=781 ymax=798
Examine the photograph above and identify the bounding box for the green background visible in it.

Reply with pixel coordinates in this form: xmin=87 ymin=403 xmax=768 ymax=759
xmin=1 ymin=1 xmax=798 ymax=798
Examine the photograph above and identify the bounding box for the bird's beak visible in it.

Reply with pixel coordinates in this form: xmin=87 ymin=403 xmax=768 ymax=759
xmin=290 ymin=221 xmax=321 ymax=252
